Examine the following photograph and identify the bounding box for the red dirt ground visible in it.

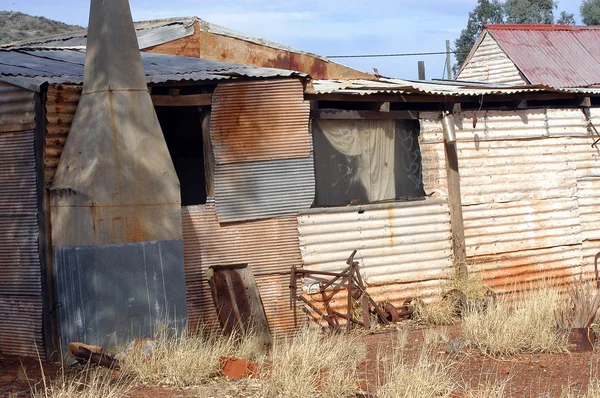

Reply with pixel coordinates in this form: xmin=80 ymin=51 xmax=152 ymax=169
xmin=2 ymin=324 xmax=600 ymax=397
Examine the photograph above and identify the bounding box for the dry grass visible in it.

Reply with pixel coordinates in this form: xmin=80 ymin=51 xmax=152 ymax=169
xmin=413 ymin=297 xmax=458 ymax=325
xmin=462 ymin=378 xmax=510 ymax=398
xmin=30 ymin=363 xmax=131 ymax=398
xmin=562 ymin=380 xmax=600 ymax=397
xmin=443 ymin=269 xmax=488 ymax=303
xmin=262 ymin=326 xmax=366 ymax=398
xmin=377 ymin=347 xmax=456 ymax=398
xmin=120 ymin=325 xmax=267 ymax=388
xmin=423 ymin=327 xmax=450 ymax=348
xmin=462 ymin=287 xmax=569 ymax=356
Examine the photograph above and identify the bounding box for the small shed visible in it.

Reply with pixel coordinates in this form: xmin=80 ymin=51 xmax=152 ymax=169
xmin=456 ymin=24 xmax=600 ymax=87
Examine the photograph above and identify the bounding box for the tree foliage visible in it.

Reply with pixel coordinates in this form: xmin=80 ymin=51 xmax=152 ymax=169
xmin=557 ymin=11 xmax=576 ymax=25
xmin=453 ymin=0 xmax=504 ymax=75
xmin=581 ymin=0 xmax=600 ymax=25
xmin=504 ymin=0 xmax=555 ymax=23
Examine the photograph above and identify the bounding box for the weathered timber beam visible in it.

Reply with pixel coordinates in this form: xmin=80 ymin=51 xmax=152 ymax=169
xmin=305 ymin=93 xmax=580 ymax=103
xmin=312 ymin=109 xmax=419 ymax=120
xmin=151 ymin=93 xmax=212 ymax=106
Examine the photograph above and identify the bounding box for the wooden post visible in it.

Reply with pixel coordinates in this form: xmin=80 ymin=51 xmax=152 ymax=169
xmin=418 ymin=61 xmax=426 ymax=80
xmin=202 ymin=111 xmax=215 ymax=198
xmin=444 ymin=124 xmax=467 ymax=278
xmin=445 ymin=40 xmax=452 ymax=80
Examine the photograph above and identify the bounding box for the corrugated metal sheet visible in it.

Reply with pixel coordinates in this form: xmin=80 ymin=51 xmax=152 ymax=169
xmin=182 ymin=201 xmax=305 ymax=337
xmin=420 ymin=110 xmax=586 ymax=295
xmin=0 ymin=81 xmax=35 ymax=132
xmin=214 ymin=155 xmax=315 ymax=223
xmin=456 ymin=31 xmax=527 ymax=85
xmin=485 ymin=25 xmax=600 ymax=87
xmin=0 ymin=48 xmax=307 ymax=89
xmin=44 ymin=84 xmax=81 ymax=186
xmin=0 ymin=129 xmax=44 ymax=358
xmin=297 ymin=200 xmax=453 ymax=312
xmin=211 ymin=79 xmax=311 ymax=164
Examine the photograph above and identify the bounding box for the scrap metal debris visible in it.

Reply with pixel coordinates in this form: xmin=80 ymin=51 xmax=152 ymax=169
xmin=289 ymin=250 xmax=413 ymax=332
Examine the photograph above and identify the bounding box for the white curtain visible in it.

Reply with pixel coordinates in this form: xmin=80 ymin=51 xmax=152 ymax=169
xmin=315 ymin=119 xmax=396 ymax=202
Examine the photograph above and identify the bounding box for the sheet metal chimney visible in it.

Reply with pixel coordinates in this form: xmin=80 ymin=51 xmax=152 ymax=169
xmin=50 ymin=0 xmax=187 ymax=350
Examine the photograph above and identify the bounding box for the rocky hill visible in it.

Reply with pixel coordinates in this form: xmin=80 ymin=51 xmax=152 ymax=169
xmin=0 ymin=11 xmax=83 ymax=45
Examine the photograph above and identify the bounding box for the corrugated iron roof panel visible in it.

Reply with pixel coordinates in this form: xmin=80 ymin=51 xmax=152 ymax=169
xmin=0 ymin=48 xmax=307 ymax=88
xmin=211 ymin=79 xmax=311 ymax=164
xmin=214 ymin=154 xmax=315 ymax=223
xmin=0 ymin=81 xmax=35 ymax=132
xmin=486 ymin=25 xmax=600 ymax=87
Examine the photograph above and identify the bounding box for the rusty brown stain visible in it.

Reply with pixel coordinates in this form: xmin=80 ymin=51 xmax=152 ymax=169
xmin=210 ymin=79 xmax=310 ymax=164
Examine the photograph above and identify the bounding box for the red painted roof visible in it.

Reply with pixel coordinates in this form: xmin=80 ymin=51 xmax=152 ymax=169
xmin=483 ymin=24 xmax=600 ymax=87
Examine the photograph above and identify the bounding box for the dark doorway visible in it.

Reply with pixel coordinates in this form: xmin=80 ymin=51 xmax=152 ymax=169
xmin=155 ymin=106 xmax=207 ymax=206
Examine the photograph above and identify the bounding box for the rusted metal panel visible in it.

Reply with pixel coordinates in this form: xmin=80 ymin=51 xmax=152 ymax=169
xmin=456 ymin=31 xmax=527 ymax=85
xmin=0 ymin=81 xmax=35 ymax=133
xmin=0 ymin=129 xmax=45 ymax=358
xmin=211 ymin=79 xmax=311 ymax=164
xmin=457 ymin=137 xmax=576 ymax=205
xmin=422 ymin=109 xmax=588 ymax=296
xmin=297 ymin=200 xmax=453 ymax=295
xmin=485 ymin=25 xmax=600 ymax=87
xmin=214 ymin=155 xmax=315 ymax=223
xmin=44 ymin=84 xmax=82 ymax=186
xmin=463 ymin=198 xmax=582 ymax=257
xmin=182 ymin=201 xmax=305 ymax=337
xmin=469 ymin=245 xmax=584 ymax=296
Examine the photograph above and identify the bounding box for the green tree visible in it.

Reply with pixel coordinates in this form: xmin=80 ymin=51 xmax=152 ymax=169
xmin=453 ymin=0 xmax=504 ymax=74
xmin=557 ymin=11 xmax=576 ymax=24
xmin=581 ymin=0 xmax=600 ymax=25
xmin=504 ymin=0 xmax=557 ymax=23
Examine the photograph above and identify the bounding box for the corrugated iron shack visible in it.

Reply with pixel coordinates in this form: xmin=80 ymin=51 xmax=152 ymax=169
xmin=0 ymin=46 xmax=308 ymax=359
xmin=4 ymin=17 xmax=371 ymax=80
xmin=3 ymin=40 xmax=600 ymax=360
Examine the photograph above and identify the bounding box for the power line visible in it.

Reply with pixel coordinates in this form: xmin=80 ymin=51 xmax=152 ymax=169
xmin=326 ymin=49 xmax=469 ymax=58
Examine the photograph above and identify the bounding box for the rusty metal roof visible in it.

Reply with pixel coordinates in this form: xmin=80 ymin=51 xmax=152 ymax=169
xmin=0 ymin=47 xmax=307 ymax=90
xmin=2 ymin=16 xmax=329 ymax=62
xmin=484 ymin=24 xmax=600 ymax=88
xmin=309 ymin=77 xmax=600 ymax=97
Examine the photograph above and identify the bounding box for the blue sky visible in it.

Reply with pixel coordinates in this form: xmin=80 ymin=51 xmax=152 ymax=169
xmin=2 ymin=0 xmax=582 ymax=79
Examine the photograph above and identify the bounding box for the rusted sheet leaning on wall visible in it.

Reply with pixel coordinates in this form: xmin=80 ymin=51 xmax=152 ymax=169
xmin=44 ymin=84 xmax=81 ymax=186
xmin=0 ymin=82 xmax=45 ymax=358
xmin=297 ymin=126 xmax=452 ymax=316
xmin=182 ymin=200 xmax=306 ymax=336
xmin=421 ymin=108 xmax=600 ymax=295
xmin=210 ymin=79 xmax=314 ymax=223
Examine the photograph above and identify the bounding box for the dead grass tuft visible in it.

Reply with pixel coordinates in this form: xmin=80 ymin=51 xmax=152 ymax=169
xmin=413 ymin=297 xmax=457 ymax=325
xmin=120 ymin=325 xmax=267 ymax=387
xmin=377 ymin=347 xmax=456 ymax=398
xmin=30 ymin=364 xmax=131 ymax=398
xmin=263 ymin=326 xmax=366 ymax=398
xmin=462 ymin=287 xmax=569 ymax=356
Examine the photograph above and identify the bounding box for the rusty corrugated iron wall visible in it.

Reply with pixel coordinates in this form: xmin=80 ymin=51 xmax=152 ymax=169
xmin=421 ymin=108 xmax=600 ymax=295
xmin=210 ymin=79 xmax=314 ymax=223
xmin=44 ymin=84 xmax=81 ymax=187
xmin=182 ymin=200 xmax=306 ymax=337
xmin=456 ymin=31 xmax=528 ymax=85
xmin=0 ymin=81 xmax=45 ymax=358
